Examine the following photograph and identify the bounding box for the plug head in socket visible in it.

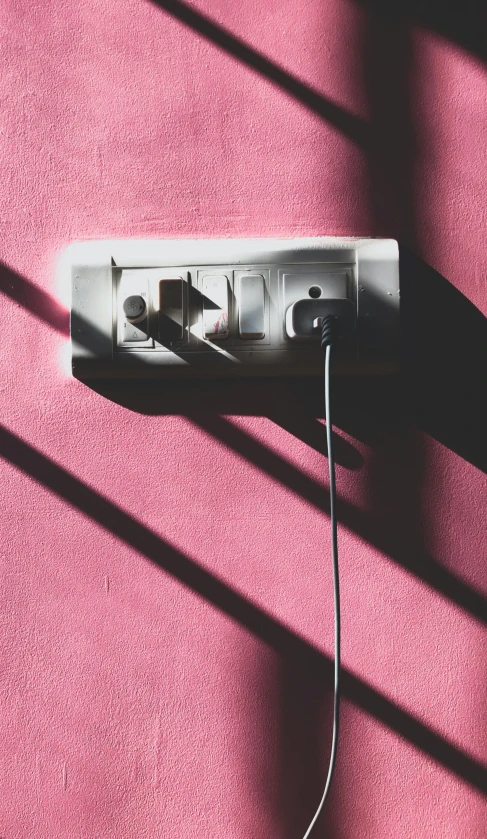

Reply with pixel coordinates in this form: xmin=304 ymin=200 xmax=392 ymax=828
xmin=286 ymin=298 xmax=356 ymax=340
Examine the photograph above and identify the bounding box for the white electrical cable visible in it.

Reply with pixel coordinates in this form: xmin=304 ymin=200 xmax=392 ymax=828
xmin=302 ymin=341 xmax=341 ymax=839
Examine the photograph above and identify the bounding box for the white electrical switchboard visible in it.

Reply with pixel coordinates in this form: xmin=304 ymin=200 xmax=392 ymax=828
xmin=68 ymin=238 xmax=399 ymax=378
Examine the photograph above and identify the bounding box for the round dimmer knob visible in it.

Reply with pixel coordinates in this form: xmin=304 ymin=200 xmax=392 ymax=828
xmin=123 ymin=295 xmax=147 ymax=323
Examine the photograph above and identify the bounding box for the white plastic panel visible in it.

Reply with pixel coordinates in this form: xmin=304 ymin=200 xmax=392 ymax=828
xmin=68 ymin=238 xmax=399 ymax=378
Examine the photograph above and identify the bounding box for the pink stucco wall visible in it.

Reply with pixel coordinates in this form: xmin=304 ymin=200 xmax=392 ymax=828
xmin=1 ymin=1 xmax=486 ymax=836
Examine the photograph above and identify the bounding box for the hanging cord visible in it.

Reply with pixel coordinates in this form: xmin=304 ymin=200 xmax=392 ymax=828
xmin=302 ymin=316 xmax=341 ymax=839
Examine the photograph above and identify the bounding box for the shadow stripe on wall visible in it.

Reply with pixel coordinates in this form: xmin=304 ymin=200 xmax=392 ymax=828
xmin=190 ymin=415 xmax=487 ymax=627
xmin=147 ymin=0 xmax=370 ymax=146
xmin=1 ymin=423 xmax=486 ymax=795
xmin=0 ymin=261 xmax=69 ymax=335
xmin=1 ymin=262 xmax=486 ymax=629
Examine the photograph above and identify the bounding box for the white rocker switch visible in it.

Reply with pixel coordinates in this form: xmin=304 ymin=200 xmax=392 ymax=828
xmin=202 ymin=275 xmax=229 ymax=339
xmin=159 ymin=278 xmax=184 ymax=343
xmin=239 ymin=274 xmax=265 ymax=339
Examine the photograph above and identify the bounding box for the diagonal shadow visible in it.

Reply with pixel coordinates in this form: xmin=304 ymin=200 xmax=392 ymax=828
xmin=92 ymin=377 xmax=364 ymax=469
xmin=263 ymin=412 xmax=363 ymax=471
xmin=1 ymin=264 xmax=486 ymax=628
xmin=1 ymin=422 xmax=486 ymax=795
xmin=0 ymin=261 xmax=70 ymax=335
xmin=188 ymin=414 xmax=487 ymax=627
xmin=147 ymin=0 xmax=370 ymax=147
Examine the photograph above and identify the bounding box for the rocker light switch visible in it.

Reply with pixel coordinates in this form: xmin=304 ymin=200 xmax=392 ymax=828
xmin=239 ymin=274 xmax=265 ymax=339
xmin=159 ymin=278 xmax=184 ymax=342
xmin=202 ymin=275 xmax=229 ymax=339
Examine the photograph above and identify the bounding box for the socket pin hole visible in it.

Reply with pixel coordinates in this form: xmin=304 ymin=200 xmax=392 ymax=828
xmin=309 ymin=286 xmax=322 ymax=298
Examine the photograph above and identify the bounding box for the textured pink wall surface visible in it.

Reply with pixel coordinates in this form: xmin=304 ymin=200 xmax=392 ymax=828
xmin=0 ymin=0 xmax=486 ymax=837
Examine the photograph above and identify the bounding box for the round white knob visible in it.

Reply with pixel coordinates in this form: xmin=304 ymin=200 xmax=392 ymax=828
xmin=123 ymin=295 xmax=146 ymax=323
